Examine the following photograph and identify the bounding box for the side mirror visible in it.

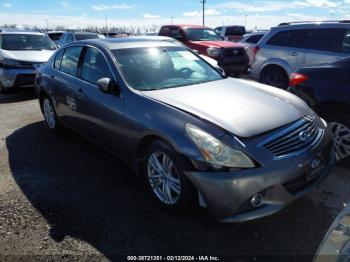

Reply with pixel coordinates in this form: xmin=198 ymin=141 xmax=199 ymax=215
xmin=173 ymin=35 xmax=184 ymax=42
xmin=97 ymin=77 xmax=118 ymax=94
xmin=97 ymin=77 xmax=113 ymax=93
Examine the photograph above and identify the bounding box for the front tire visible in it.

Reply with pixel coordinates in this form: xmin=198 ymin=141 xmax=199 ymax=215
xmin=41 ymin=96 xmax=61 ymax=133
xmin=142 ymin=140 xmax=197 ymax=212
xmin=328 ymin=114 xmax=350 ymax=163
xmin=0 ymin=83 xmax=8 ymax=94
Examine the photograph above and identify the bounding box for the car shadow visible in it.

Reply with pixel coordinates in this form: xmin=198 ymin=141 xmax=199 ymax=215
xmin=0 ymin=89 xmax=36 ymax=104
xmin=6 ymin=121 xmax=335 ymax=259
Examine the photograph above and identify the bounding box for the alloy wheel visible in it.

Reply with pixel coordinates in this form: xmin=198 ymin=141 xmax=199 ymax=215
xmin=330 ymin=122 xmax=350 ymax=161
xmin=43 ymin=98 xmax=56 ymax=129
xmin=147 ymin=151 xmax=181 ymax=205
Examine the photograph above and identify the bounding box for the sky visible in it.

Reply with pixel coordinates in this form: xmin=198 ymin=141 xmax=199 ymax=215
xmin=0 ymin=0 xmax=349 ymax=30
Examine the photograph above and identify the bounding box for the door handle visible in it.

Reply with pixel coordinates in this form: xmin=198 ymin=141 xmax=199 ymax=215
xmin=288 ymin=52 xmax=298 ymax=57
xmin=77 ymin=88 xmax=84 ymax=96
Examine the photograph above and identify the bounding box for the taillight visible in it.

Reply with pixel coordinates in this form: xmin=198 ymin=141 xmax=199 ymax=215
xmin=253 ymin=46 xmax=260 ymax=56
xmin=289 ymin=73 xmax=309 ymax=87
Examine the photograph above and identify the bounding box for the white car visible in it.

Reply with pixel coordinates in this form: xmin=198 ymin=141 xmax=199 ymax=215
xmin=0 ymin=29 xmax=57 ymax=93
xmin=239 ymin=32 xmax=266 ymax=65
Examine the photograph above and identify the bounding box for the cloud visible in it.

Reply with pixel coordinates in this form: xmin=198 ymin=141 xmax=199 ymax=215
xmin=213 ymin=0 xmax=340 ymax=13
xmin=2 ymin=3 xmax=12 ymax=7
xmin=91 ymin=4 xmax=134 ymax=11
xmin=143 ymin=13 xmax=161 ymax=19
xmin=183 ymin=8 xmax=221 ymax=17
xmin=61 ymin=1 xmax=71 ymax=8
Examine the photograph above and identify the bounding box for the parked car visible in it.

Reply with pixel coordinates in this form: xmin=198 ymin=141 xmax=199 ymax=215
xmin=239 ymin=32 xmax=267 ymax=65
xmin=57 ymin=31 xmax=102 ymax=47
xmin=214 ymin=25 xmax=247 ymax=42
xmin=251 ymin=21 xmax=350 ymax=89
xmin=129 ymin=35 xmax=221 ymax=70
xmin=47 ymin=31 xmax=64 ymax=45
xmin=289 ymin=57 xmax=350 ymax=162
xmin=35 ymin=38 xmax=335 ymax=222
xmin=159 ymin=24 xmax=249 ymax=77
xmin=0 ymin=29 xmax=57 ymax=93
xmin=314 ymin=202 xmax=350 ymax=262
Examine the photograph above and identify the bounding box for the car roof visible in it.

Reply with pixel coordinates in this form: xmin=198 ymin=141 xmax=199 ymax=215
xmin=0 ymin=30 xmax=44 ymax=36
xmin=163 ymin=24 xmax=210 ymax=29
xmin=75 ymin=38 xmax=181 ymax=50
xmin=272 ymin=21 xmax=350 ymax=30
xmin=48 ymin=31 xmax=65 ymax=34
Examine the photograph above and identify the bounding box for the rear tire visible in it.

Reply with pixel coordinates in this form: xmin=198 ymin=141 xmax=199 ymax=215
xmin=142 ymin=140 xmax=197 ymax=212
xmin=327 ymin=113 xmax=350 ymax=164
xmin=40 ymin=95 xmax=61 ymax=134
xmin=0 ymin=83 xmax=8 ymax=94
xmin=260 ymin=66 xmax=289 ymax=89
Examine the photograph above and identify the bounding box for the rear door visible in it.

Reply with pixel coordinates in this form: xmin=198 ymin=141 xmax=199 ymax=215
xmin=334 ymin=29 xmax=350 ymax=61
xmin=264 ymin=29 xmax=303 ymax=72
xmin=297 ymin=28 xmax=342 ymax=67
xmin=51 ymin=45 xmax=84 ymax=128
xmin=73 ymin=46 xmax=125 ymax=154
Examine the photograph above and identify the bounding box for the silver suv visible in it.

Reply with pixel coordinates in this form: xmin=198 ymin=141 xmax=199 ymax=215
xmin=250 ymin=21 xmax=350 ymax=89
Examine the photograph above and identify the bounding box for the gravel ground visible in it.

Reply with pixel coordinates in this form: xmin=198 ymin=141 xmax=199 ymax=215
xmin=0 ymin=90 xmax=349 ymax=261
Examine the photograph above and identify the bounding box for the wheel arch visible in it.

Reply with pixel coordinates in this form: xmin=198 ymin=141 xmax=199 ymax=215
xmin=258 ymin=59 xmax=291 ymax=81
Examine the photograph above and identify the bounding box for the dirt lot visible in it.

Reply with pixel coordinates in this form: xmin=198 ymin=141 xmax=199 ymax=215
xmin=0 ymin=90 xmax=349 ymax=261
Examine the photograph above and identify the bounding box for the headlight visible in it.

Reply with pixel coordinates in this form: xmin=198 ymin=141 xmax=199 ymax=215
xmin=207 ymin=47 xmax=221 ymax=57
xmin=185 ymin=124 xmax=255 ymax=168
xmin=0 ymin=58 xmax=21 ymax=68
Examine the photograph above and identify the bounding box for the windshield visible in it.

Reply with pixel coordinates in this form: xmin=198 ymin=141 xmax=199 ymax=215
xmin=185 ymin=28 xmax=221 ymax=41
xmin=0 ymin=34 xmax=56 ymax=51
xmin=112 ymin=46 xmax=223 ymax=91
xmin=48 ymin=33 xmax=63 ymax=41
xmin=75 ymin=34 xmax=100 ymax=41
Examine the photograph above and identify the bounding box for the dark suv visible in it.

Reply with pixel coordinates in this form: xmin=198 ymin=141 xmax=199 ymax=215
xmin=58 ymin=32 xmax=102 ymax=47
xmin=159 ymin=25 xmax=249 ymax=77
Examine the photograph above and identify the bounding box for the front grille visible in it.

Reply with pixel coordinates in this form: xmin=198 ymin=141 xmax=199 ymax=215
xmin=258 ymin=116 xmax=324 ymax=159
xmin=17 ymin=61 xmax=43 ymax=69
xmin=223 ymin=48 xmax=246 ymax=57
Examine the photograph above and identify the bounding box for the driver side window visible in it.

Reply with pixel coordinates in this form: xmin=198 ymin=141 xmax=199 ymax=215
xmin=81 ymin=47 xmax=113 ymax=85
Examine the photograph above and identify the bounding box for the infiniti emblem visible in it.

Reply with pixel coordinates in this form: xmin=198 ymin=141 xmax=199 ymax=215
xmin=299 ymin=131 xmax=312 ymax=142
xmin=311 ymin=159 xmax=321 ymax=170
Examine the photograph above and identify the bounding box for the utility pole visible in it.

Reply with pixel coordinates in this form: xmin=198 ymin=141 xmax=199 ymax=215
xmin=244 ymin=15 xmax=247 ymax=28
xmin=105 ymin=18 xmax=108 ymax=32
xmin=200 ymin=0 xmax=206 ymax=26
xmin=171 ymin=16 xmax=174 ymax=24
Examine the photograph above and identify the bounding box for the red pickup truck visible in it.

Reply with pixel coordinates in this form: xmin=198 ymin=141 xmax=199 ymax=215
xmin=159 ymin=24 xmax=249 ymax=77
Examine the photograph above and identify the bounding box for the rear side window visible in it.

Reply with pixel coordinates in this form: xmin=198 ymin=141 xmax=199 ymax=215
xmin=81 ymin=47 xmax=113 ymax=85
xmin=341 ymin=30 xmax=350 ymax=54
xmin=225 ymin=26 xmax=246 ymax=36
xmin=60 ymin=46 xmax=83 ymax=77
xmin=170 ymin=29 xmax=182 ymax=38
xmin=266 ymin=30 xmax=300 ymax=47
xmin=245 ymin=34 xmax=264 ymax=44
xmin=159 ymin=27 xmax=170 ymax=36
xmin=54 ymin=49 xmax=64 ymax=70
xmin=299 ymin=29 xmax=340 ymax=52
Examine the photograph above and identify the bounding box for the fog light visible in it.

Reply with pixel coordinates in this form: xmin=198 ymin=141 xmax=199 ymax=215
xmin=250 ymin=194 xmax=264 ymax=208
xmin=4 ymin=79 xmax=13 ymax=87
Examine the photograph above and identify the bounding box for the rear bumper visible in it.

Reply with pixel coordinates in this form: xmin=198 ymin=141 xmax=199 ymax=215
xmin=185 ymin=127 xmax=335 ymax=222
xmin=0 ymin=68 xmax=36 ymax=90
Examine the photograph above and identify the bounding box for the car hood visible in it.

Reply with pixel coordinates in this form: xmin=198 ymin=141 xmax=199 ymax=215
xmin=141 ymin=78 xmax=310 ymax=138
xmin=0 ymin=50 xmax=56 ymax=63
xmin=189 ymin=40 xmax=243 ymax=48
